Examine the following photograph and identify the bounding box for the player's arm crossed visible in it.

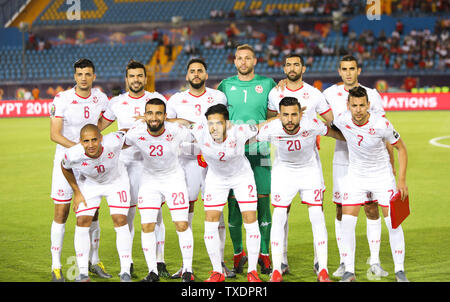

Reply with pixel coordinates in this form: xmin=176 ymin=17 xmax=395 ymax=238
xmin=50 ymin=117 xmax=77 ymax=148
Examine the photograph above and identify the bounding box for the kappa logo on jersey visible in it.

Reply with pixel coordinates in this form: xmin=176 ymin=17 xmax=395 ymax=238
xmin=122 ymin=101 xmax=129 ymax=105
xmin=138 ymin=136 xmax=146 ymax=141
xmin=230 ymin=86 xmax=237 ymax=91
xmin=279 ymin=94 xmax=284 ymax=99
xmin=107 ymin=152 xmax=115 ymax=159
xmin=81 ymin=162 xmax=88 ymax=166
xmin=255 ymin=85 xmax=263 ymax=94
xmin=337 ymin=92 xmax=343 ymax=97
xmin=345 ymin=125 xmax=352 ymax=129
xmin=181 ymin=99 xmax=188 ymax=104
xmin=369 ymin=128 xmax=376 ymax=135
xmin=204 ymin=142 xmax=211 ymax=148
xmin=71 ymin=100 xmax=78 ymax=104
xmin=197 ymin=125 xmax=203 ymax=130
xmin=166 ymin=134 xmax=174 ymax=141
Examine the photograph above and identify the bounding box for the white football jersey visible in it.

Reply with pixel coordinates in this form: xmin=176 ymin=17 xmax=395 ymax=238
xmin=191 ymin=123 xmax=258 ymax=178
xmin=323 ymin=83 xmax=385 ymax=165
xmin=61 ymin=132 xmax=126 ymax=185
xmin=268 ymin=81 xmax=331 ymax=119
xmin=125 ymin=121 xmax=192 ymax=175
xmin=101 ymin=90 xmax=166 ymax=161
xmin=51 ymin=87 xmax=108 ymax=155
xmin=257 ymin=117 xmax=328 ymax=169
xmin=334 ymin=111 xmax=400 ymax=176
xmin=167 ymin=87 xmax=227 ymax=159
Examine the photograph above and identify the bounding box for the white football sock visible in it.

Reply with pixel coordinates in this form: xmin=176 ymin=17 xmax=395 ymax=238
xmin=283 ymin=213 xmax=289 ymax=265
xmin=309 ymin=206 xmax=328 ymax=272
xmin=335 ymin=218 xmax=344 ymax=264
xmin=341 ymin=215 xmax=358 ymax=274
xmin=384 ymin=217 xmax=405 ymax=272
xmin=115 ymin=225 xmax=132 ymax=275
xmin=219 ymin=213 xmax=226 ymax=262
xmin=74 ymin=226 xmax=90 ymax=275
xmin=244 ymin=221 xmax=261 ymax=273
xmin=127 ymin=206 xmax=136 ymax=262
xmin=155 ymin=209 xmax=165 ymax=263
xmin=177 ymin=227 xmax=194 ymax=273
xmin=89 ymin=220 xmax=100 ymax=265
xmin=141 ymin=231 xmax=157 ymax=273
xmin=51 ymin=221 xmax=65 ymax=270
xmin=271 ymin=207 xmax=287 ymax=272
xmin=204 ymin=221 xmax=221 ymax=272
xmin=366 ymin=218 xmax=381 ymax=265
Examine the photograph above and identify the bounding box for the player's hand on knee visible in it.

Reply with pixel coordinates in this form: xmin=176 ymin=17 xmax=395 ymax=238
xmin=73 ymin=192 xmax=87 ymax=212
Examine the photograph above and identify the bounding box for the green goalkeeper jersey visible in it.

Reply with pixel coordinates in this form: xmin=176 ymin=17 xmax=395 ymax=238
xmin=218 ymin=74 xmax=276 ymax=156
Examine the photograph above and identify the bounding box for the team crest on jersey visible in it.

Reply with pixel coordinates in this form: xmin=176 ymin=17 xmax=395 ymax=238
xmin=345 ymin=125 xmax=352 ymax=129
xmin=301 ymin=131 xmax=309 ymax=137
xmin=302 ymin=92 xmax=310 ymax=99
xmin=108 ymin=152 xmax=115 ymax=159
xmin=166 ymin=134 xmax=174 ymax=141
xmin=92 ymin=96 xmax=98 ymax=103
xmin=369 ymin=128 xmax=376 ymax=135
xmin=204 ymin=142 xmax=210 ymax=148
xmin=337 ymin=92 xmax=343 ymax=97
xmin=228 ymin=140 xmax=237 ymax=148
xmin=255 ymin=85 xmax=263 ymax=94
xmin=279 ymin=94 xmax=284 ymax=99
xmin=207 ymin=96 xmax=214 ymax=104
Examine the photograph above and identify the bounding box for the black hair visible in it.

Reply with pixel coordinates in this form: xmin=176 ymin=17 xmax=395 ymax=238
xmin=340 ymin=54 xmax=361 ymax=69
xmin=279 ymin=96 xmax=301 ymax=110
xmin=282 ymin=53 xmax=305 ymax=66
xmin=126 ymin=60 xmax=146 ymax=77
xmin=73 ymin=58 xmax=95 ymax=73
xmin=145 ymin=98 xmax=166 ymax=113
xmin=187 ymin=57 xmax=208 ymax=71
xmin=205 ymin=104 xmax=229 ymax=120
xmin=347 ymin=86 xmax=368 ymax=103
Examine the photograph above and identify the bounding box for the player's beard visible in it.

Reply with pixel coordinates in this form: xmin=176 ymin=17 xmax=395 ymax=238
xmin=287 ymin=71 xmax=302 ymax=82
xmin=189 ymin=78 xmax=205 ymax=90
xmin=238 ymin=65 xmax=254 ymax=76
xmin=282 ymin=122 xmax=300 ymax=134
xmin=128 ymin=81 xmax=144 ymax=94
xmin=147 ymin=120 xmax=164 ymax=133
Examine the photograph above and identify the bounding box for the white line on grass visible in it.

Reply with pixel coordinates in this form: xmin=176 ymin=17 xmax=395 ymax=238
xmin=429 ymin=135 xmax=450 ymax=149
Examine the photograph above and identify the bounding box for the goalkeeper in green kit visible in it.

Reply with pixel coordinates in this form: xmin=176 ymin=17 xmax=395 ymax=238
xmin=217 ymin=44 xmax=277 ymax=274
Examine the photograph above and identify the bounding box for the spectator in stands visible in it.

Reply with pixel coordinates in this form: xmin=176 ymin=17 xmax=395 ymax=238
xmin=32 ymin=86 xmax=40 ymax=100
xmin=0 ymin=88 xmax=4 ymax=100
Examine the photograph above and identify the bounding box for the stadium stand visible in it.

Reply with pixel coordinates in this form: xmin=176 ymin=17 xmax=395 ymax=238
xmin=0 ymin=0 xmax=448 ymax=99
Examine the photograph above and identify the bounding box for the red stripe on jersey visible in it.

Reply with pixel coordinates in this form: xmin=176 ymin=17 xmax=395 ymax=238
xmin=76 ymin=206 xmax=100 ymax=214
xmin=109 ymin=205 xmax=130 ymax=209
xmin=101 ymin=113 xmax=115 ymax=122
xmin=286 ymin=85 xmax=303 ymax=92
xmin=188 ymin=90 xmax=206 ymax=98
xmin=54 ymin=116 xmax=64 ymax=118
xmin=319 ymin=108 xmax=332 ymax=116
xmin=53 ymin=198 xmax=72 ymax=202
xmin=75 ymin=91 xmax=91 ymax=99
xmin=391 ymin=139 xmax=399 ymax=145
xmin=237 ymin=200 xmax=258 ymax=204
xmin=204 ymin=203 xmax=227 ymax=207
xmin=189 ymin=199 xmax=198 ymax=204
xmin=128 ymin=93 xmax=145 ymax=99
xmin=169 ymin=206 xmax=189 ymax=211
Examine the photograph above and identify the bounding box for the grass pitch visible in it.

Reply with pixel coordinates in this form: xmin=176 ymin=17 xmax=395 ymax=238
xmin=0 ymin=110 xmax=449 ymax=282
